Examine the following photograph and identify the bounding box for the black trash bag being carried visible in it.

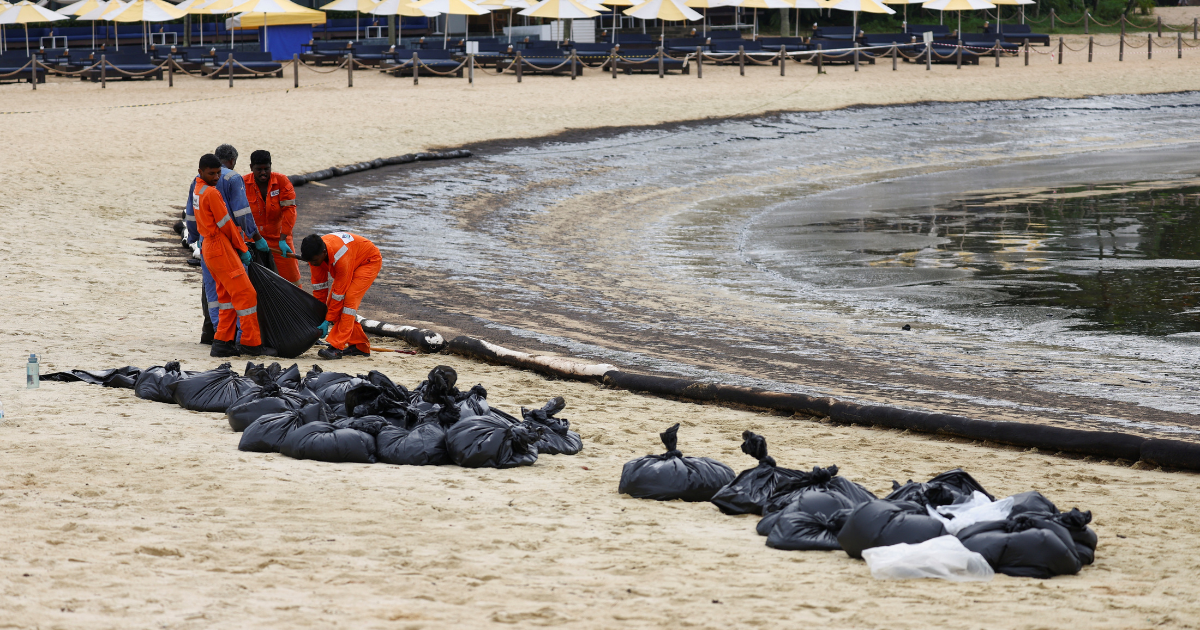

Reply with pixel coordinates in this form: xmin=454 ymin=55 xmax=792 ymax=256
xmin=244 ymin=361 xmax=302 ymax=390
xmin=226 ymin=382 xmax=324 ymax=432
xmin=885 ymin=468 xmax=994 ymax=508
xmin=836 ymin=499 xmax=947 ymax=559
xmin=170 ymin=362 xmax=258 ymax=413
xmin=376 ymin=419 xmax=451 ymax=466
xmin=280 ymin=421 xmax=377 ymax=464
xmin=710 ymin=432 xmax=808 ymax=515
xmin=239 ymin=402 xmax=328 ymax=453
xmin=41 ymin=366 xmax=142 ymax=389
xmin=618 ymin=424 xmax=736 ymax=502
xmin=245 ymin=262 xmax=327 ymax=359
xmin=134 ymin=362 xmax=195 ymax=403
xmin=766 ymin=507 xmax=851 ymax=552
xmin=521 ymin=397 xmax=583 ymax=456
xmin=956 ymin=514 xmax=1083 ymax=579
xmin=756 ymin=466 xmax=877 ymax=536
xmin=446 ymin=414 xmax=542 ymax=468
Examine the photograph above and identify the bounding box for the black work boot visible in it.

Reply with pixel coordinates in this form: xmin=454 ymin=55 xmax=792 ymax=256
xmin=210 ymin=340 xmax=239 ymax=357
xmin=343 ymin=345 xmax=370 ymax=358
xmin=317 ymin=346 xmax=343 ymax=360
xmin=239 ymin=344 xmax=278 ymax=357
xmin=200 ymin=331 xmax=214 ymax=345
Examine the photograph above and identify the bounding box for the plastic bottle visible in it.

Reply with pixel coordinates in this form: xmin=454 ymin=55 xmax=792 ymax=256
xmin=0 ymin=397 xmax=4 ymax=422
xmin=26 ymin=354 xmax=39 ymax=389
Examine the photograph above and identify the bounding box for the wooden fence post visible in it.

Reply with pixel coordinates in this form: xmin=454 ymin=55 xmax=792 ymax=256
xmin=30 ymin=59 xmax=36 ymax=90
xmin=818 ymin=43 xmax=824 ymax=73
xmin=892 ymin=43 xmax=897 ymax=70
xmin=658 ymin=46 xmax=664 ymax=78
xmin=780 ymin=44 xmax=786 ymax=76
xmin=469 ymin=52 xmax=475 ymax=84
xmin=739 ymin=45 xmax=745 ymax=75
xmin=1179 ymin=31 xmax=1183 ymax=59
xmin=612 ymin=48 xmax=618 ymax=79
xmin=1088 ymin=36 xmax=1093 ymax=62
xmin=956 ymin=40 xmax=962 ymax=69
xmin=1058 ymin=37 xmax=1063 ymax=64
xmin=515 ymin=51 xmax=522 ymax=82
xmin=925 ymin=43 xmax=931 ymax=70
xmin=228 ymin=53 xmax=233 ymax=88
xmin=1148 ymin=33 xmax=1152 ymax=60
xmin=293 ymin=53 xmax=298 ymax=88
xmin=101 ymin=54 xmax=106 ymax=88
xmin=1084 ymin=11 xmax=1089 ymax=35
xmin=1024 ymin=38 xmax=1029 ymax=65
xmin=994 ymin=39 xmax=1000 ymax=66
xmin=413 ymin=52 xmax=418 ymax=85
xmin=695 ymin=46 xmax=702 ymax=78
xmin=1050 ymin=8 xmax=1055 ymax=32
xmin=1157 ymin=16 xmax=1162 ymax=38
xmin=168 ymin=58 xmax=173 ymax=87
xmin=1120 ymin=21 xmax=1125 ymax=61
xmin=347 ymin=52 xmax=353 ymax=87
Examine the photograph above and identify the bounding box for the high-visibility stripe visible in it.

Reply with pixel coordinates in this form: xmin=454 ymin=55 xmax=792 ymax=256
xmin=231 ymin=206 xmax=252 ymax=218
xmin=197 ymin=184 xmax=208 ymax=194
xmin=342 ymin=308 xmax=357 ymax=317
xmin=236 ymin=306 xmax=257 ymax=317
xmin=207 ymin=300 xmax=220 ymax=309
xmin=218 ymin=302 xmax=233 ymax=310
xmin=333 ymin=245 xmax=349 ymax=264
xmin=215 ymin=214 xmax=230 ymax=228
xmin=279 ymin=200 xmax=296 ymax=207
xmin=185 ymin=213 xmax=195 ymax=222
xmin=224 ymin=172 xmax=237 ymax=181
xmin=312 ymin=280 xmax=332 ymax=290
xmin=331 ymin=292 xmax=345 ymax=301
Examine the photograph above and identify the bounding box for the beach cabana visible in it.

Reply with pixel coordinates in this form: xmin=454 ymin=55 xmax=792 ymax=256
xmin=0 ymin=1 xmax=68 ymax=56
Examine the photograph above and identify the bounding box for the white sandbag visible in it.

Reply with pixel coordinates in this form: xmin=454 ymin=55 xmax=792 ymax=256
xmin=862 ymin=535 xmax=994 ymax=582
xmin=928 ymin=491 xmax=1015 ymax=535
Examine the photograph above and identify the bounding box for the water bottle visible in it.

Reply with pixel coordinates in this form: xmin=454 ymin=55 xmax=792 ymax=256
xmin=0 ymin=397 xmax=4 ymax=423
xmin=26 ymin=354 xmax=39 ymax=389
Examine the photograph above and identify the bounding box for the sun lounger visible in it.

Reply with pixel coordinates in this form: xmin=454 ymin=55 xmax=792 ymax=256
xmin=301 ymin=39 xmax=351 ymax=65
xmin=708 ymin=29 xmax=745 ymax=40
xmin=906 ymin=24 xmax=951 ymax=38
xmin=508 ymin=48 xmax=582 ymax=75
xmin=908 ymin=41 xmax=983 ymax=64
xmin=572 ymin=42 xmax=616 ymax=66
xmin=470 ymin=41 xmax=511 ymax=67
xmin=602 ymin=50 xmax=688 ymax=75
xmin=0 ymin=51 xmax=44 ymax=84
xmin=208 ymin=51 xmax=283 ymax=79
xmin=612 ymin=32 xmax=656 ymax=50
xmin=350 ymin=43 xmax=394 ymax=66
xmin=386 ymin=48 xmax=465 ymax=77
xmin=757 ymin=36 xmax=807 ymax=52
xmin=664 ymin=37 xmax=709 ymax=55
xmin=984 ymin=24 xmax=1050 ymax=46
xmin=803 ymin=39 xmax=878 ymax=64
xmin=959 ymin=36 xmax=1021 ymax=53
xmin=813 ymin=26 xmax=858 ymax=41
xmin=84 ymin=52 xmax=163 ymax=82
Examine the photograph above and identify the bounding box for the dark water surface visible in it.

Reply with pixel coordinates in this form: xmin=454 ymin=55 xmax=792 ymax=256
xmin=308 ymin=92 xmax=1200 ymax=438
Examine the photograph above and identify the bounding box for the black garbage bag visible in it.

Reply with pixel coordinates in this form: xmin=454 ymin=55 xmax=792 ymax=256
xmin=446 ymin=414 xmax=542 ymax=468
xmin=756 ymin=466 xmax=877 ymax=535
xmin=303 ymin=367 xmax=364 ymax=408
xmin=376 ymin=420 xmax=451 ymax=466
xmin=758 ymin=485 xmax=865 ymax=537
xmin=246 ymin=262 xmax=327 ymax=359
xmin=344 ymin=371 xmax=414 ymax=426
xmin=1008 ymin=490 xmax=1061 ymax=517
xmin=1052 ymin=508 xmax=1098 ymax=566
xmin=456 ymin=384 xmax=491 ymax=419
xmin=244 ymin=362 xmax=302 ymax=390
xmin=617 ymin=424 xmax=736 ymax=502
xmin=836 ymin=499 xmax=947 ymax=559
xmin=134 ymin=362 xmax=196 ymax=403
xmin=280 ymin=421 xmax=377 ymax=464
xmin=239 ymin=402 xmax=328 ymax=453
xmin=41 ymin=366 xmax=141 ymax=389
xmin=170 ymin=363 xmax=258 ymax=413
xmin=956 ymin=514 xmax=1083 ymax=579
xmin=885 ymin=468 xmax=995 ymax=508
xmin=521 ymin=397 xmax=583 ymax=456
xmin=710 ymin=432 xmax=808 ymax=515
xmin=766 ymin=507 xmax=851 ymax=551
xmin=226 ymin=382 xmax=323 ymax=432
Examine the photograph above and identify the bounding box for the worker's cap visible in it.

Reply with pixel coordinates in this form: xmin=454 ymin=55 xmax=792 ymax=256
xmin=250 ymin=150 xmax=272 ymax=166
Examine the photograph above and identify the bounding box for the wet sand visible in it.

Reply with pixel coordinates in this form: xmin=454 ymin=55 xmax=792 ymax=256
xmin=2 ymin=45 xmax=1200 ymax=628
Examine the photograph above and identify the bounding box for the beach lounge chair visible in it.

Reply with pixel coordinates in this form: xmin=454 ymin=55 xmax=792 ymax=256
xmin=0 ymin=51 xmax=43 ymax=84
xmin=301 ymin=40 xmax=351 ymax=66
xmin=708 ymin=29 xmax=745 ymax=40
xmin=572 ymin=42 xmax=616 ymax=67
xmin=509 ymin=47 xmax=581 ymax=75
xmin=469 ymin=41 xmax=511 ymax=67
xmin=350 ymin=43 xmax=394 ymax=66
xmin=601 ymin=49 xmax=688 ymax=75
xmin=613 ymin=32 xmax=656 ymax=50
xmin=804 ymin=39 xmax=878 ymax=64
xmin=36 ymin=47 xmax=69 ymax=66
xmin=984 ymin=24 xmax=1050 ymax=46
xmin=813 ymin=26 xmax=857 ymax=41
xmin=664 ymin=37 xmax=709 ymax=55
xmin=208 ymin=51 xmax=283 ymax=79
xmin=84 ymin=52 xmax=163 ymax=82
xmin=959 ymin=35 xmax=1021 ymax=53
xmin=386 ymin=48 xmax=465 ymax=77
xmin=757 ymin=36 xmax=807 ymax=52
xmin=906 ymin=24 xmax=951 ymax=38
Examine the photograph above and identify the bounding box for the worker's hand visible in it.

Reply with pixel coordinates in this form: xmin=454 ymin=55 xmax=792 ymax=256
xmin=279 ymin=240 xmax=293 ymax=257
xmin=318 ymin=321 xmax=332 ymax=338
xmin=254 ymin=237 xmax=270 ymax=252
xmin=239 ymin=250 xmax=252 ymax=265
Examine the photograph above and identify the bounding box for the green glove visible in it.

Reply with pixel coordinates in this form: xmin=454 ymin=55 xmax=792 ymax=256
xmin=318 ymin=321 xmax=332 ymax=338
xmin=239 ymin=250 xmax=252 ymax=265
xmin=279 ymin=239 xmax=293 ymax=257
xmin=254 ymin=237 xmax=270 ymax=252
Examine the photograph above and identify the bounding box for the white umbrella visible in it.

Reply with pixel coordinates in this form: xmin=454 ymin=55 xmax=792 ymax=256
xmin=624 ymin=0 xmax=700 ymax=43
xmin=922 ymin=0 xmax=994 ymax=37
xmin=0 ymin=1 xmax=68 ymax=56
xmin=105 ymin=0 xmax=186 ymax=52
xmin=717 ymin=0 xmax=790 ymax=39
xmin=92 ymin=0 xmax=128 ymax=49
xmin=519 ymin=0 xmax=598 ymax=43
xmin=319 ymin=0 xmax=378 ymax=41
xmin=412 ymin=0 xmax=490 ymax=49
xmin=829 ymin=0 xmax=893 ymax=43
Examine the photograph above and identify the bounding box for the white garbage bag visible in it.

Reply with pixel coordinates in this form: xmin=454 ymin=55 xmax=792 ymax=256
xmin=928 ymin=491 xmax=1015 ymax=535
xmin=862 ymin=535 xmax=994 ymax=582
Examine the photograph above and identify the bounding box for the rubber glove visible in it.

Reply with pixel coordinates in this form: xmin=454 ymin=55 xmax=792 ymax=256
xmin=318 ymin=321 xmax=332 ymax=338
xmin=239 ymin=249 xmax=252 ymax=265
xmin=279 ymin=239 xmax=293 ymax=257
xmin=254 ymin=237 xmax=270 ymax=252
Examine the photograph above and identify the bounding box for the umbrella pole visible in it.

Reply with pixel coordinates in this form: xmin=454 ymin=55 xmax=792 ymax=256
xmin=852 ymin=11 xmax=856 ymax=41
xmin=116 ymin=22 xmax=119 ymax=51
xmin=265 ymin=13 xmax=268 ymax=53
xmin=957 ymin=11 xmax=960 ymax=37
xmin=356 ymin=13 xmax=359 ymax=41
xmin=25 ymin=24 xmax=29 ymax=58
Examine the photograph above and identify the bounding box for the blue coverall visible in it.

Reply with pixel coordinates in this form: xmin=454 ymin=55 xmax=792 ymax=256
xmin=186 ymin=166 xmax=258 ymax=328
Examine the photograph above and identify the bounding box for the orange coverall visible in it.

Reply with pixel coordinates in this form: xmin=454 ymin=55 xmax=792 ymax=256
xmin=244 ymin=172 xmax=299 ymax=286
xmin=193 ymin=176 xmax=262 ymax=346
xmin=309 ymin=232 xmax=382 ymax=353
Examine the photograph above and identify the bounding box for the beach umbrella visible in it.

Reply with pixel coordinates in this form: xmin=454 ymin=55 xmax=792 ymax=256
xmin=519 ymin=0 xmax=597 ymax=43
xmin=369 ymin=0 xmax=423 ymax=43
xmin=0 ymin=0 xmax=11 ymax=52
xmin=412 ymin=0 xmax=490 ymax=49
xmin=922 ymin=0 xmax=994 ymax=37
xmin=476 ymin=0 xmax=505 ymax=37
xmin=0 ymin=1 xmax=68 ymax=56
xmin=498 ymin=0 xmax=533 ymax=42
xmin=177 ymin=0 xmax=218 ymax=46
xmin=79 ymin=0 xmax=120 ymax=48
xmin=106 ymin=0 xmax=185 ymax=52
xmin=880 ymin=0 xmax=920 ymax=29
xmin=59 ymin=0 xmax=108 ymax=47
xmin=829 ymin=0 xmax=892 ymax=43
xmin=987 ymin=0 xmax=1031 ymax=37
xmin=718 ymin=0 xmax=790 ymax=39
xmin=624 ymin=0 xmax=700 ymax=43
xmin=319 ymin=0 xmax=378 ymax=41
xmin=681 ymin=0 xmax=720 ymax=37
xmin=224 ymin=0 xmax=316 ymax=54
xmin=599 ymin=0 xmax=635 ymax=42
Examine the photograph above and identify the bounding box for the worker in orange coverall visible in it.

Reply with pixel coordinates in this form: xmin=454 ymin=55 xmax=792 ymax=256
xmin=193 ymin=153 xmax=276 ymax=358
xmin=243 ymin=149 xmax=300 ymax=286
xmin=298 ymin=232 xmax=382 ymax=360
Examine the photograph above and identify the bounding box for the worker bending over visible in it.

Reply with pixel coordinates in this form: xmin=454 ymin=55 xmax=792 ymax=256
xmin=185 ymin=143 xmax=270 ymax=344
xmin=299 ymin=232 xmax=382 ymax=360
xmin=194 ymin=153 xmax=276 ymax=358
xmin=244 ymin=150 xmax=300 ymax=287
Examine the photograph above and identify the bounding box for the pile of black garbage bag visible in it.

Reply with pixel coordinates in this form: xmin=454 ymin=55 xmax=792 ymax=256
xmin=620 ymin=426 xmax=1097 ymax=579
xmin=47 ymin=361 xmax=582 ymax=469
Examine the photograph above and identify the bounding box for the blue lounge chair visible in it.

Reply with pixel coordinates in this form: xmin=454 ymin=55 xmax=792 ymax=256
xmin=387 ymin=48 xmax=465 ymax=77
xmin=0 ymin=51 xmax=43 ymax=84
xmin=85 ymin=52 xmax=163 ymax=82
xmin=208 ymin=51 xmax=283 ymax=78
xmin=984 ymin=23 xmax=1050 ymax=47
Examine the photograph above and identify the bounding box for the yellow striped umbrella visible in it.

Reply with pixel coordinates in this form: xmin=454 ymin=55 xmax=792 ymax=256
xmin=923 ymin=0 xmax=994 ymax=36
xmin=412 ymin=0 xmax=490 ymax=48
xmin=0 ymin=1 xmax=68 ymax=56
xmin=319 ymin=0 xmax=379 ymax=40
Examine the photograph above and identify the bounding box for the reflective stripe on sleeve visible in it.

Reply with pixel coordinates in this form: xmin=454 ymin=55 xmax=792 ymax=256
xmin=207 ymin=301 xmax=220 ymax=309
xmin=185 ymin=214 xmax=195 ymax=222
xmin=312 ymin=280 xmax=332 ymax=290
xmin=218 ymin=302 xmax=233 ymax=310
xmin=341 ymin=308 xmax=357 ymax=317
xmin=236 ymin=306 xmax=257 ymax=317
xmin=215 ymin=214 xmax=231 ymax=228
xmin=332 ymin=245 xmax=349 ymax=264
xmin=280 ymin=200 xmax=296 ymax=207
xmin=231 ymin=206 xmax=252 ymax=218
xmin=331 ymin=292 xmax=345 ymax=301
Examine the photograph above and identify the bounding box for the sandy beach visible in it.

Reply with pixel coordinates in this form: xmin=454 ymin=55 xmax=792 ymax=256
xmin=3 ymin=28 xmax=1200 ymax=628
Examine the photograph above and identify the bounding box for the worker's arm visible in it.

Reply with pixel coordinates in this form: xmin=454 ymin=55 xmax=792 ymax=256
xmin=310 ymin=263 xmax=331 ymax=302
xmin=324 ymin=259 xmax=353 ymax=323
xmin=205 ymin=191 xmax=248 ymax=254
xmin=185 ymin=181 xmax=199 ymax=245
xmin=222 ymin=171 xmax=259 ymax=241
xmin=279 ymin=176 xmax=297 ymax=243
